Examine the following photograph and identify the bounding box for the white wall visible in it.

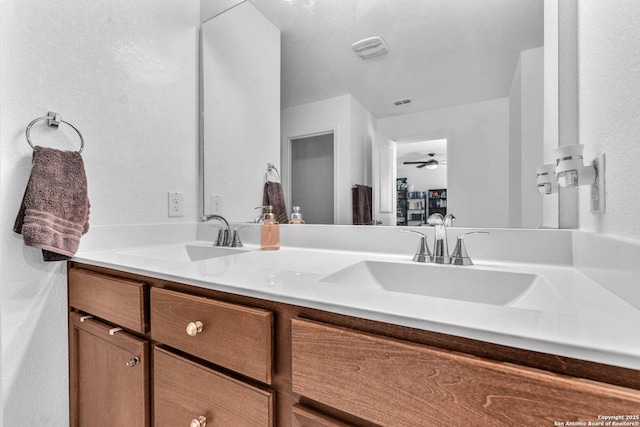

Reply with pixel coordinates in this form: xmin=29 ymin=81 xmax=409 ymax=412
xmin=281 ymin=94 xmax=374 ymax=225
xmin=202 ymin=1 xmax=280 ymax=220
xmin=578 ymin=0 xmax=640 ymax=241
xmin=509 ymin=47 xmax=544 ymax=228
xmin=0 ymin=1 xmax=200 ymax=424
xmin=543 ymin=0 xmax=560 ymax=228
xmin=349 ymin=96 xmax=375 ymax=187
xmin=377 ymin=98 xmax=510 ymax=228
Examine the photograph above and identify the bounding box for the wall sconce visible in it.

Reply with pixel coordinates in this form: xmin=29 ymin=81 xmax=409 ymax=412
xmin=536 ymin=164 xmax=557 ymax=195
xmin=553 ymin=144 xmax=606 ymax=213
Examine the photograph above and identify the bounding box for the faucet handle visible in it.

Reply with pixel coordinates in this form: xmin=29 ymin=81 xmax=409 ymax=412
xmin=213 ymin=226 xmax=230 ymax=246
xmin=207 ymin=225 xmax=223 ymax=247
xmin=444 ymin=214 xmax=456 ymax=227
xmin=450 ymin=231 xmax=489 ymax=266
xmin=427 ymin=213 xmax=444 ymax=225
xmin=230 ymin=225 xmax=249 ymax=247
xmin=400 ymin=229 xmax=432 ymax=263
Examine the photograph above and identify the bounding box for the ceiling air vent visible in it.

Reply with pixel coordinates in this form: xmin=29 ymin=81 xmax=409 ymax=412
xmin=393 ymin=98 xmax=412 ymax=106
xmin=351 ymin=36 xmax=389 ymax=60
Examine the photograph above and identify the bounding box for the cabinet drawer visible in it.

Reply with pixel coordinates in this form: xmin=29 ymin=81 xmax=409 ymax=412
xmin=153 ymin=346 xmax=274 ymax=427
xmin=292 ymin=404 xmax=355 ymax=427
xmin=150 ymin=287 xmax=273 ymax=383
xmin=69 ymin=268 xmax=147 ymax=333
xmin=292 ymin=318 xmax=640 ymax=427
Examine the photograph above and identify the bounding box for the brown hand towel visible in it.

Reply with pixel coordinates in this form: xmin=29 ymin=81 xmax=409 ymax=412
xmin=352 ymin=184 xmax=372 ymax=225
xmin=263 ymin=181 xmax=289 ymax=224
xmin=14 ymin=146 xmax=90 ymax=261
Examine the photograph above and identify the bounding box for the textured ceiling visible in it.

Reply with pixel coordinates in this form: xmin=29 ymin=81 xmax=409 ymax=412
xmin=250 ymin=0 xmax=543 ymax=118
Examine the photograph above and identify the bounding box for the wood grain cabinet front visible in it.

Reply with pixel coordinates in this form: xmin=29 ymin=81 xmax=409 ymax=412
xmin=153 ymin=346 xmax=274 ymax=427
xmin=69 ymin=311 xmax=149 ymax=427
xmin=291 ymin=318 xmax=640 ymax=427
xmin=68 ymin=268 xmax=147 ymax=333
xmin=150 ymin=287 xmax=274 ymax=384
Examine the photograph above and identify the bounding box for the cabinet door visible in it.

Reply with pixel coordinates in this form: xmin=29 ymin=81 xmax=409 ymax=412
xmin=69 ymin=312 xmax=149 ymax=427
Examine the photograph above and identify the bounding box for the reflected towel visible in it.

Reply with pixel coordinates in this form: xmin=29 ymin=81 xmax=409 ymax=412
xmin=352 ymin=185 xmax=372 ymax=225
xmin=14 ymin=146 xmax=90 ymax=261
xmin=263 ymin=181 xmax=289 ymax=224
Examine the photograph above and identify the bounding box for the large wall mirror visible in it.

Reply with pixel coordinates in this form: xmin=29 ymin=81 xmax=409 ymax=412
xmin=201 ymin=0 xmax=563 ymax=228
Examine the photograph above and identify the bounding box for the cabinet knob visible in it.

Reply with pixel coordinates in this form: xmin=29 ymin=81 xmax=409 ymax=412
xmin=126 ymin=357 xmax=139 ymax=368
xmin=186 ymin=321 xmax=203 ymax=336
xmin=190 ymin=415 xmax=207 ymax=427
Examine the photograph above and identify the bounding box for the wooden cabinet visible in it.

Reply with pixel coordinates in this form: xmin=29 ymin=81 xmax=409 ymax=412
xmin=69 ymin=312 xmax=149 ymax=427
xmin=69 ymin=262 xmax=640 ymax=427
xmin=291 ymin=318 xmax=640 ymax=427
xmin=68 ymin=265 xmax=275 ymax=427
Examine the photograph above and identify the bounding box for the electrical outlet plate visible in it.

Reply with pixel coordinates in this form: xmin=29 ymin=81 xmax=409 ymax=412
xmin=210 ymin=194 xmax=223 ymax=214
xmin=590 ymin=153 xmax=606 ymax=213
xmin=168 ymin=191 xmax=184 ymax=217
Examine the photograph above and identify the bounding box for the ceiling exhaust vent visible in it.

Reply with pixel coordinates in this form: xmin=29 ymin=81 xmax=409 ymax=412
xmin=351 ymin=36 xmax=389 ymax=60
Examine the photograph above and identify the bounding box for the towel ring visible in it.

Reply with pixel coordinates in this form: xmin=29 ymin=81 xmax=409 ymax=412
xmin=25 ymin=113 xmax=85 ymax=153
xmin=265 ymin=163 xmax=280 ymax=183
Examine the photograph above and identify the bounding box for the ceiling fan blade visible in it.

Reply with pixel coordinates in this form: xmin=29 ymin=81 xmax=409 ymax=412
xmin=403 ymin=161 xmax=427 ymax=165
xmin=416 ymin=164 xmax=426 ymax=168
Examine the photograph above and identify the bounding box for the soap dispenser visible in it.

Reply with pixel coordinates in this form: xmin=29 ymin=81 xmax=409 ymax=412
xmin=256 ymin=205 xmax=280 ymax=250
xmin=290 ymin=206 xmax=305 ymax=224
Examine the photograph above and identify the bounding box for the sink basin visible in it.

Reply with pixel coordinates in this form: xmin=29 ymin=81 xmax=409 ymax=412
xmin=320 ymin=260 xmax=551 ymax=307
xmin=118 ymin=243 xmax=247 ymax=263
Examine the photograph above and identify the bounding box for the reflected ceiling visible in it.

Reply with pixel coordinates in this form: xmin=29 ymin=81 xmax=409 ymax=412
xmin=251 ymin=0 xmax=543 ymax=118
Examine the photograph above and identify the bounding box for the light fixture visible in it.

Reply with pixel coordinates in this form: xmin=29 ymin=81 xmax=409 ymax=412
xmin=553 ymin=144 xmax=606 ymax=213
xmin=536 ymin=164 xmax=557 ymax=195
xmin=425 ymin=159 xmax=439 ymax=169
xmin=554 ymin=144 xmax=596 ymax=187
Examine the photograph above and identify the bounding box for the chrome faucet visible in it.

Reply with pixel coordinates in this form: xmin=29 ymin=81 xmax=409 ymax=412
xmin=427 ymin=213 xmax=455 ymax=264
xmin=200 ymin=214 xmax=231 ymax=246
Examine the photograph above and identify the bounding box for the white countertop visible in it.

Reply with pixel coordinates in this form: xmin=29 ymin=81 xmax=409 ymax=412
xmin=73 ymin=239 xmax=640 ymax=371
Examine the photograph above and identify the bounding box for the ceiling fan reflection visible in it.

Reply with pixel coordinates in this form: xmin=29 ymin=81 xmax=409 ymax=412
xmin=403 ymin=153 xmax=447 ymax=169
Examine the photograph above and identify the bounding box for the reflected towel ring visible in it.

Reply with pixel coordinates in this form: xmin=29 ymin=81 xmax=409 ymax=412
xmin=25 ymin=112 xmax=85 ymax=153
xmin=265 ymin=163 xmax=280 ymax=182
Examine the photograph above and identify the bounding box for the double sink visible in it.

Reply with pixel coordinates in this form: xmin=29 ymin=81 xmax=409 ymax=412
xmin=116 ymin=242 xmax=557 ymax=310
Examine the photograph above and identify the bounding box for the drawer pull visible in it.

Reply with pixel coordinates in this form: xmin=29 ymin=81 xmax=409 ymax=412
xmin=79 ymin=315 xmax=93 ymax=322
xmin=109 ymin=327 xmax=123 ymax=336
xmin=186 ymin=321 xmax=204 ymax=337
xmin=190 ymin=415 xmax=207 ymax=427
xmin=126 ymin=357 xmax=139 ymax=367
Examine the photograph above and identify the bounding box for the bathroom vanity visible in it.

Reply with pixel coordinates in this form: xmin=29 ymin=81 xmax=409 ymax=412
xmin=67 ymin=234 xmax=640 ymax=427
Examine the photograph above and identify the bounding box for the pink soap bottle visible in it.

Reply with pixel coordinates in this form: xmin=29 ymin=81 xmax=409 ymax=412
xmin=257 ymin=205 xmax=280 ymax=250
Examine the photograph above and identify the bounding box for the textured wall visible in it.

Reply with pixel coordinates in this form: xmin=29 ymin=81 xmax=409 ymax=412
xmin=0 ymin=0 xmax=199 ymax=424
xmin=578 ymin=0 xmax=640 ymax=240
